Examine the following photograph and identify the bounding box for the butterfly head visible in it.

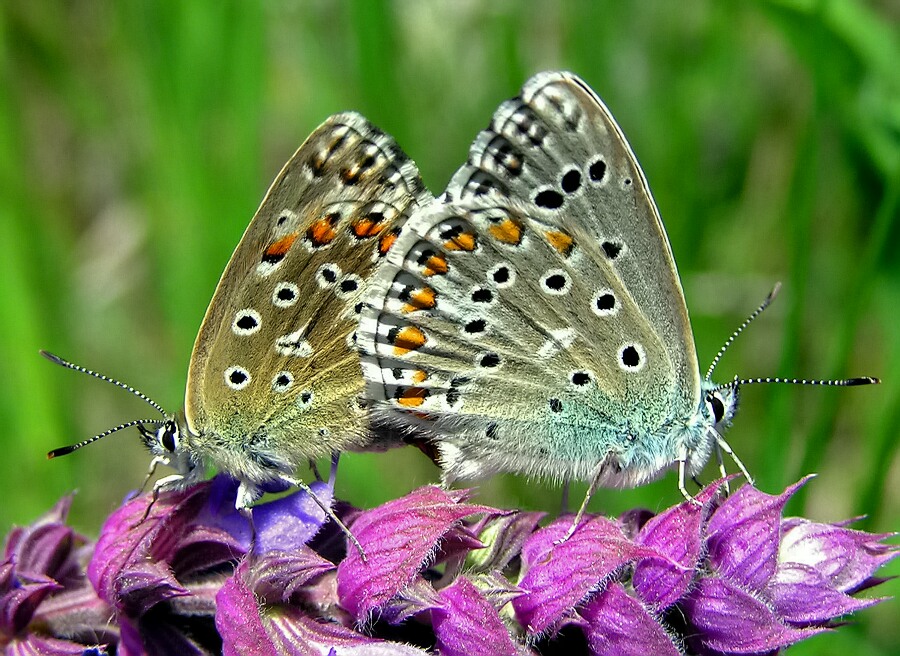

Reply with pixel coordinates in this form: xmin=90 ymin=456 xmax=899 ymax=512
xmin=701 ymin=381 xmax=739 ymax=434
xmin=137 ymin=412 xmax=201 ymax=480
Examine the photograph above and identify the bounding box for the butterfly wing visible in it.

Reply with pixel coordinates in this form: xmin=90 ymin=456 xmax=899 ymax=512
xmin=185 ymin=113 xmax=432 ymax=480
xmin=359 ymin=72 xmax=702 ymax=487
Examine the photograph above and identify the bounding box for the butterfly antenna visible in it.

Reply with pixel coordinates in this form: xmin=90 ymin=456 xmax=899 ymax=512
xmin=712 ymin=375 xmax=879 ymax=394
xmin=40 ymin=350 xmax=167 ymax=416
xmin=48 ymin=419 xmax=164 ymax=458
xmin=705 ymin=283 xmax=781 ymax=381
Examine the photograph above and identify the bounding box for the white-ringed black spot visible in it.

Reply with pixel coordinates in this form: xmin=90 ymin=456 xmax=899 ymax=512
xmin=315 ymin=263 xmax=341 ymax=288
xmin=618 ymin=343 xmax=646 ymax=372
xmin=601 ymin=241 xmax=624 ymax=259
xmin=487 ymin=262 xmax=516 ymax=288
xmin=569 ymin=370 xmax=594 ymax=388
xmin=272 ymin=282 xmax=299 ymax=307
xmin=623 ymin=177 xmax=633 ymax=186
xmin=534 ymin=188 xmax=564 ymax=209
xmin=276 ymin=209 xmax=297 ymax=227
xmin=336 ymin=274 xmax=362 ymax=299
xmin=354 ymin=302 xmax=364 ymax=314
xmin=318 ymin=427 xmax=330 ymax=437
xmin=478 ymin=352 xmax=500 ymax=368
xmin=464 ymin=319 xmax=487 ymax=335
xmin=592 ymin=289 xmax=618 ymax=317
xmin=224 ymin=366 xmax=251 ymax=390
xmin=297 ymin=390 xmax=314 ymax=410
xmin=549 ymin=398 xmax=563 ymax=413
xmin=561 ymin=168 xmax=582 ymax=194
xmin=588 ymin=158 xmax=607 ymax=183
xmin=272 ymin=371 xmax=294 ymax=393
xmin=540 ymin=269 xmax=571 ymax=295
xmin=471 ymin=288 xmax=493 ymax=303
xmin=232 ymin=309 xmax=261 ymax=336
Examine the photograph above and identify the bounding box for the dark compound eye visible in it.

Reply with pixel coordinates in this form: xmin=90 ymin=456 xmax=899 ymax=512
xmin=708 ymin=394 xmax=725 ymax=424
xmin=160 ymin=422 xmax=178 ymax=452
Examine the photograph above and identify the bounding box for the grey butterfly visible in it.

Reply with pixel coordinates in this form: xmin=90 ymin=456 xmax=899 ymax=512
xmin=357 ymin=71 xmax=876 ymax=523
xmin=46 ymin=112 xmax=433 ymax=538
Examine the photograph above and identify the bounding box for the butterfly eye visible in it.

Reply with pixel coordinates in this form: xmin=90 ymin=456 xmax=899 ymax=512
xmin=159 ymin=421 xmax=179 ymax=453
xmin=706 ymin=393 xmax=726 ymax=425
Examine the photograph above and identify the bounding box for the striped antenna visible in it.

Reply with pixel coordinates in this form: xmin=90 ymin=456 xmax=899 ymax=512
xmin=705 ymin=283 xmax=781 ymax=381
xmin=47 ymin=419 xmax=164 ymax=459
xmin=713 ymin=376 xmax=879 ymax=393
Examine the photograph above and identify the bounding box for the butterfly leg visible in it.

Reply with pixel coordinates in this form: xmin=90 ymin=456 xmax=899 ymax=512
xmin=130 ymin=455 xmax=165 ymax=501
xmin=714 ymin=433 xmax=755 ymax=487
xmin=677 ymin=452 xmax=703 ymax=506
xmin=559 ymin=463 xmax=605 ymax=542
xmin=714 ymin=443 xmax=731 ymax=494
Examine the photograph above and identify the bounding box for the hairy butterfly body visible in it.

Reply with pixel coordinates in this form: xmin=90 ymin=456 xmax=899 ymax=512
xmin=358 ymin=72 xmax=876 ymax=517
xmin=47 ymin=112 xmax=432 ymax=523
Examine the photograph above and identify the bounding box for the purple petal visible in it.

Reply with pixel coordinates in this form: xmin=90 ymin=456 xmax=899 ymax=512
xmin=682 ymin=576 xmax=824 ymax=654
xmin=432 ymin=576 xmax=518 ymax=656
xmin=112 ymin=559 xmax=190 ymax=616
xmin=1 ymin=574 xmax=62 ymax=634
xmin=253 ymin=480 xmax=335 ymax=554
xmin=581 ymin=582 xmax=681 ymax=656
xmin=5 ymin=634 xmax=104 ymax=656
xmin=335 ymin=486 xmax=496 ymax=621
xmin=633 ymin=482 xmax=720 ymax=610
xmin=378 ymin=577 xmax=442 ymax=625
xmin=218 ymin=562 xmax=430 ymax=656
xmin=779 ymin=518 xmax=899 ymax=593
xmin=87 ymin=483 xmax=209 ymax=606
xmin=27 ymin=579 xmax=118 ymax=648
xmin=512 ymin=515 xmax=657 ymax=636
xmin=216 ymin=564 xmax=276 ymax=656
xmin=706 ymin=479 xmax=808 ymax=591
xmin=767 ymin=563 xmax=880 ymax=625
xmin=245 ymin=546 xmax=336 ymax=603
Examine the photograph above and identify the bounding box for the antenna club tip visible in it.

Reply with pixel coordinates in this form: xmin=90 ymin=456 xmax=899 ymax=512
xmin=40 ymin=350 xmax=65 ymax=364
xmin=847 ymin=376 xmax=880 ymax=386
xmin=769 ymin=281 xmax=783 ymax=298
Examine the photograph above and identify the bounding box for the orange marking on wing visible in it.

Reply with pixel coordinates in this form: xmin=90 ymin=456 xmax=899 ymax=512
xmin=444 ymin=232 xmax=477 ymax=252
xmin=397 ymin=387 xmax=428 ymax=407
xmin=306 ymin=213 xmax=340 ymax=247
xmin=422 ymin=253 xmax=449 ymax=276
xmin=351 ymin=212 xmax=386 ymax=238
xmin=263 ymin=233 xmax=299 ymax=261
xmin=378 ymin=228 xmax=400 ymax=257
xmin=411 ymin=370 xmax=428 ymax=384
xmin=546 ymin=230 xmax=575 ymax=257
xmin=489 ymin=217 xmax=524 ymax=245
xmin=403 ymin=287 xmax=436 ymax=313
xmin=392 ymin=326 xmax=427 ymax=355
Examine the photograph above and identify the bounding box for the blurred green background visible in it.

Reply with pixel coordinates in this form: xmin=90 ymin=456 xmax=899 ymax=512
xmin=1 ymin=1 xmax=897 ymax=652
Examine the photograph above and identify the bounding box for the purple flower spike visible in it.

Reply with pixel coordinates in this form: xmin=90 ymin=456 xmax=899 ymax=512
xmin=581 ymin=582 xmax=680 ymax=656
xmin=5 ymin=476 xmax=894 ymax=653
xmin=432 ymin=576 xmax=518 ymax=656
xmin=335 ymin=486 xmax=497 ymax=621
xmin=512 ymin=515 xmax=657 ymax=636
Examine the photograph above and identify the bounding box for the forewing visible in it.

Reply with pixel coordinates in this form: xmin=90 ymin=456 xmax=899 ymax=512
xmin=186 ymin=112 xmax=432 ymax=463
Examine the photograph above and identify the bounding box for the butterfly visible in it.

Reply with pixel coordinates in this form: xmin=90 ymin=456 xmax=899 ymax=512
xmin=357 ymin=71 xmax=877 ymax=525
xmin=46 ymin=112 xmax=433 ymax=542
